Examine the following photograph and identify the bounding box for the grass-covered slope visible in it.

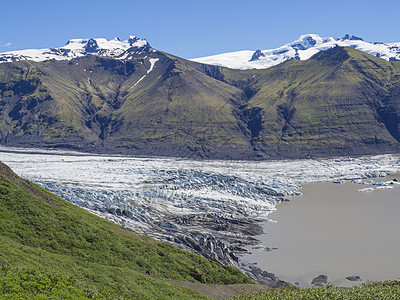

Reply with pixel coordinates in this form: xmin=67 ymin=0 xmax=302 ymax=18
xmin=0 ymin=161 xmax=251 ymax=299
xmin=0 ymin=49 xmax=254 ymax=159
xmin=108 ymin=52 xmax=252 ymax=159
xmin=222 ymin=46 xmax=400 ymax=158
xmin=229 ymin=282 xmax=400 ymax=300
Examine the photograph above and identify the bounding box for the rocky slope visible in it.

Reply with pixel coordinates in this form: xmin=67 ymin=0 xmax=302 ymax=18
xmin=0 ymin=42 xmax=399 ymax=159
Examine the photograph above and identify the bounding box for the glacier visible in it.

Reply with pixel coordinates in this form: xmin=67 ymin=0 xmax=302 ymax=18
xmin=1 ymin=145 xmax=399 ymax=270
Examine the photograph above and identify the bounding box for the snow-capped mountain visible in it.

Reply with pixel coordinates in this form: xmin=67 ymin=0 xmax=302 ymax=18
xmin=0 ymin=36 xmax=152 ymax=63
xmin=2 ymin=33 xmax=400 ymax=69
xmin=191 ymin=34 xmax=400 ymax=69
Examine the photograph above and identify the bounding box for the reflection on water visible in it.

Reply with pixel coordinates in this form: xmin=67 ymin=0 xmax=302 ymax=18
xmin=244 ymin=176 xmax=400 ymax=287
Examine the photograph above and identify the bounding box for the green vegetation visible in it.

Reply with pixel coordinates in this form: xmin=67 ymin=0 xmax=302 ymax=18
xmin=229 ymin=282 xmax=400 ymax=300
xmin=0 ymin=268 xmax=95 ymax=300
xmin=221 ymin=47 xmax=400 ymax=157
xmin=0 ymin=52 xmax=253 ymax=158
xmin=0 ymin=161 xmax=251 ymax=299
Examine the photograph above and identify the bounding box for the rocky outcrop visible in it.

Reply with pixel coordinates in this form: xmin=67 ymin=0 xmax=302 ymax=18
xmin=311 ymin=274 xmax=328 ymax=286
xmin=250 ymin=50 xmax=265 ymax=61
xmin=84 ymin=39 xmax=100 ymax=53
xmin=346 ymin=275 xmax=362 ymax=281
xmin=341 ymin=34 xmax=363 ymax=41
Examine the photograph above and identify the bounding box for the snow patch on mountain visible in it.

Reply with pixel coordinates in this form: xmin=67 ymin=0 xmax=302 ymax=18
xmin=130 ymin=58 xmax=159 ymax=88
xmin=0 ymin=35 xmax=151 ymax=63
xmin=191 ymin=34 xmax=400 ymax=70
xmin=148 ymin=58 xmax=159 ymax=73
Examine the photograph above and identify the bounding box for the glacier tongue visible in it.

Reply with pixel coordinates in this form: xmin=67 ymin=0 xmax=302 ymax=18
xmin=0 ymin=146 xmax=399 ymax=268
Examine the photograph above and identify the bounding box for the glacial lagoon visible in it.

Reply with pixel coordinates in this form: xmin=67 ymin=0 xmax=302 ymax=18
xmin=244 ymin=177 xmax=400 ymax=287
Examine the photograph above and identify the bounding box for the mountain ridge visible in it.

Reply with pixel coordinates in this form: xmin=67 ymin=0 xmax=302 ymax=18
xmin=0 ymin=35 xmax=152 ymax=63
xmin=3 ymin=34 xmax=400 ymax=71
xmin=0 ymin=45 xmax=399 ymax=159
xmin=218 ymin=46 xmax=400 ymax=157
xmin=191 ymin=34 xmax=400 ymax=69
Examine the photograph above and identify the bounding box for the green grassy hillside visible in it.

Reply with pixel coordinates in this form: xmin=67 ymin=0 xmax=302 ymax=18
xmin=228 ymin=282 xmax=400 ymax=300
xmin=0 ymin=49 xmax=254 ymax=159
xmin=0 ymin=161 xmax=251 ymax=299
xmin=222 ymin=47 xmax=400 ymax=158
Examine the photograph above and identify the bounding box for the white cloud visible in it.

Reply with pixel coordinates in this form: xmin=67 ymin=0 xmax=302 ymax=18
xmin=2 ymin=42 xmax=12 ymax=47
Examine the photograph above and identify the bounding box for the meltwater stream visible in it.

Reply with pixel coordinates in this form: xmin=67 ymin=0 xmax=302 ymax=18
xmin=1 ymin=146 xmax=399 ymax=286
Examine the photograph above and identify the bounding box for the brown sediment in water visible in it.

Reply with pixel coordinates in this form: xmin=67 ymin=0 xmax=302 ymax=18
xmin=243 ymin=174 xmax=400 ymax=287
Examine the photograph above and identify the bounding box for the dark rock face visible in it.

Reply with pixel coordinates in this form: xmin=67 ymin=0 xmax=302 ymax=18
xmin=128 ymin=36 xmax=139 ymax=44
xmin=250 ymin=50 xmax=266 ymax=61
xmin=84 ymin=39 xmax=100 ymax=53
xmin=342 ymin=34 xmax=363 ymax=41
xmin=311 ymin=274 xmax=328 ymax=286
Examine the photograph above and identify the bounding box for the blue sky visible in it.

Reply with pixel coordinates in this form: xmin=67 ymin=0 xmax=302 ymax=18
xmin=1 ymin=0 xmax=399 ymax=58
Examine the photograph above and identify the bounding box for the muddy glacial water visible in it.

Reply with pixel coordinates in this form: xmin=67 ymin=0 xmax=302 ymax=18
xmin=243 ymin=176 xmax=400 ymax=287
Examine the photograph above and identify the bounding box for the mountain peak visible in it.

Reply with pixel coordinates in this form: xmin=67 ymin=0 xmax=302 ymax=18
xmin=192 ymin=34 xmax=400 ymax=70
xmin=290 ymin=34 xmax=320 ymax=50
xmin=0 ymin=35 xmax=151 ymax=63
xmin=84 ymin=38 xmax=99 ymax=53
xmin=311 ymin=45 xmax=350 ymax=65
xmin=250 ymin=49 xmax=265 ymax=61
xmin=341 ymin=34 xmax=363 ymax=41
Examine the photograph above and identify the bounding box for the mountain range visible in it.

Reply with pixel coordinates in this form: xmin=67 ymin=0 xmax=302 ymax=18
xmin=2 ymin=34 xmax=399 ymax=70
xmin=0 ymin=35 xmax=399 ymax=159
xmin=192 ymin=34 xmax=400 ymax=69
xmin=0 ymin=35 xmax=151 ymax=63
